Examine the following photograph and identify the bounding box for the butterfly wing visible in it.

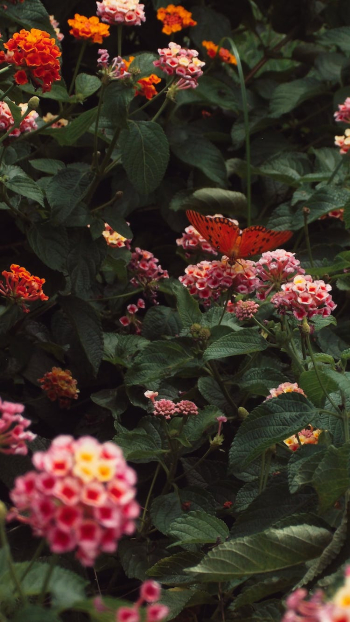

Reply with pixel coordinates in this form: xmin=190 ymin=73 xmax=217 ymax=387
xmin=237 ymin=226 xmax=293 ymax=259
xmin=186 ymin=210 xmax=240 ymax=257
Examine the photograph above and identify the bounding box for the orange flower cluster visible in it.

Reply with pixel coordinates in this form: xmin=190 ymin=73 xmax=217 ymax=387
xmin=0 ymin=264 xmax=48 ymax=313
xmin=202 ymin=40 xmax=237 ymax=65
xmin=1 ymin=29 xmax=61 ymax=92
xmin=124 ymin=56 xmax=161 ymax=99
xmin=38 ymin=367 xmax=79 ymax=409
xmin=68 ymin=14 xmax=110 ymax=44
xmin=157 ymin=4 xmax=197 ymax=35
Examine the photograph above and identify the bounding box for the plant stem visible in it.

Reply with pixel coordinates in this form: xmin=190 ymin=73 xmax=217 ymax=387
xmin=139 ymin=463 xmax=161 ymax=532
xmin=89 ymin=288 xmax=144 ymax=302
xmin=38 ymin=554 xmax=56 ymax=605
xmin=69 ymin=41 xmax=87 ymax=96
xmin=306 ymin=334 xmax=343 ymax=417
xmin=129 ymin=82 xmax=170 ymax=117
xmin=173 ymin=446 xmax=215 ymax=483
xmin=0 ymin=520 xmax=26 ymax=602
xmin=151 ymin=97 xmax=169 ymax=122
xmin=220 ymin=37 xmax=251 ymax=225
xmin=92 ymin=83 xmax=106 ymax=169
xmin=327 ymin=156 xmax=346 ymax=185
xmin=19 ymin=539 xmax=45 ymax=581
xmin=208 ymin=361 xmax=237 ymax=414
xmin=117 ymin=25 xmax=123 ymax=57
xmin=303 ymin=208 xmax=314 ymax=268
xmin=0 ymin=83 xmax=16 ymax=102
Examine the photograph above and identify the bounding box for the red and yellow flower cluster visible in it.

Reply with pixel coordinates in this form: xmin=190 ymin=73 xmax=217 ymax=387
xmin=0 ymin=28 xmax=61 ymax=92
xmin=38 ymin=367 xmax=79 ymax=409
xmin=68 ymin=14 xmax=110 ymax=44
xmin=202 ymin=40 xmax=237 ymax=65
xmin=8 ymin=435 xmax=140 ymax=566
xmin=0 ymin=264 xmax=48 ymax=313
xmin=156 ymin=4 xmax=197 ymax=35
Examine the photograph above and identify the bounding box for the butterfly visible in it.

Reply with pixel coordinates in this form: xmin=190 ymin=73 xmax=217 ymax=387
xmin=186 ymin=210 xmax=293 ymax=261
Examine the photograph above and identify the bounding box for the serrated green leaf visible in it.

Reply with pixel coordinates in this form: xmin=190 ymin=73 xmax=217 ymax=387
xmin=312 ymin=444 xmax=350 ymax=511
xmin=103 ymin=81 xmax=135 ymax=128
xmin=204 ymin=329 xmax=267 ymax=361
xmin=46 ymin=168 xmax=91 ymax=224
xmin=142 ymin=306 xmax=182 ymax=339
xmin=169 ymin=126 xmax=227 ymax=187
xmin=44 ymin=107 xmax=98 ymax=146
xmin=4 ymin=175 xmax=44 ymax=206
xmin=239 ymin=367 xmax=289 ymax=397
xmin=168 ymin=510 xmax=229 ymax=546
xmin=288 ymin=446 xmax=324 ymax=494
xmin=299 ymin=369 xmax=339 ymax=408
xmin=147 ymin=551 xmax=204 ymax=584
xmin=125 ymin=341 xmax=198 ymax=387
xmin=151 ymin=493 xmax=183 ymax=535
xmin=182 ymin=187 xmax=247 ymax=218
xmin=27 ymin=224 xmax=68 ymax=272
xmin=269 ymin=78 xmax=326 ymax=117
xmin=59 ymin=295 xmax=103 ymax=375
xmin=29 ymin=159 xmax=65 ymax=175
xmin=75 ymin=73 xmax=101 ymax=99
xmin=187 ymin=523 xmax=332 ymax=580
xmin=292 ymin=186 xmax=350 ymax=229
xmin=121 ymin=120 xmax=169 ymax=194
xmin=229 ymin=393 xmax=319 ymax=472
xmin=171 ymin=280 xmax=202 ymax=328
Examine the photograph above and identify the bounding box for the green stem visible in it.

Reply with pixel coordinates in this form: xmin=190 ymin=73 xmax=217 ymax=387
xmin=151 ymin=97 xmax=169 ymax=122
xmin=306 ymin=334 xmax=343 ymax=417
xmin=258 ymin=451 xmax=266 ymax=494
xmin=68 ymin=41 xmax=87 ymax=96
xmin=92 ymin=84 xmax=106 ymax=169
xmin=38 ymin=554 xmax=56 ymax=605
xmin=139 ymin=463 xmax=161 ymax=532
xmin=89 ymin=288 xmax=144 ymax=302
xmin=303 ymin=208 xmax=314 ymax=268
xmin=208 ymin=361 xmax=237 ymax=414
xmin=0 ymin=83 xmax=16 ymax=102
xmin=0 ymin=521 xmax=26 ymax=602
xmin=129 ymin=82 xmax=171 ymax=117
xmin=220 ymin=37 xmax=251 ymax=226
xmin=117 ymin=25 xmax=123 ymax=58
xmin=218 ymin=286 xmax=233 ymax=325
xmin=19 ymin=539 xmax=45 ymax=582
xmin=253 ymin=316 xmax=275 ymax=338
xmin=327 ymin=156 xmax=346 ymax=185
xmin=173 ymin=446 xmax=214 ymax=483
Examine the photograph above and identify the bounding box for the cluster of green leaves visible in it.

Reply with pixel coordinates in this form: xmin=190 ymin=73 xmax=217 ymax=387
xmin=2 ymin=0 xmax=350 ymax=620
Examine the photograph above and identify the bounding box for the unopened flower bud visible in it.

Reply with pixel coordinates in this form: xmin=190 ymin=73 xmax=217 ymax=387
xmin=301 ymin=317 xmax=311 ymax=334
xmin=27 ymin=96 xmax=40 ymax=111
xmin=238 ymin=407 xmax=249 ymax=419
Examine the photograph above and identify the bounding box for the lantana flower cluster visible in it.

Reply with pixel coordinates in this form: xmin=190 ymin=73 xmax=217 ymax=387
xmin=154 ymin=42 xmax=205 ymax=90
xmin=96 ymin=0 xmax=146 ymax=27
xmin=334 ymin=97 xmax=350 ymax=123
xmin=202 ymin=40 xmax=237 ymax=65
xmin=97 ymin=51 xmax=161 ymax=98
xmin=156 ymin=4 xmax=197 ymax=35
xmin=119 ymin=298 xmax=145 ymax=333
xmin=38 ymin=367 xmax=79 ymax=409
xmin=42 ymin=112 xmax=69 ymax=128
xmin=0 ymin=264 xmax=48 ymax=313
xmin=229 ymin=299 xmax=259 ymax=320
xmin=8 ymin=435 xmax=140 ymax=566
xmin=145 ymin=391 xmax=198 ymax=419
xmin=254 ymin=249 xmax=305 ymax=300
xmin=0 ymin=28 xmax=61 ymax=92
xmin=0 ymin=101 xmax=38 ymax=137
xmin=334 ymin=129 xmax=350 ymax=155
xmin=95 ymin=580 xmax=169 ymax=622
xmin=103 ymin=223 xmax=131 ymax=248
xmin=266 ymin=382 xmax=306 ymax=400
xmin=271 ymin=274 xmax=336 ymax=320
xmin=179 ymin=257 xmax=258 ymax=306
xmin=282 ymin=567 xmax=350 ymax=621
xmin=176 ymin=225 xmax=218 ymax=257
xmin=0 ymin=398 xmax=36 ymax=455
xmin=68 ymin=14 xmax=110 ymax=44
xmin=50 ymin=15 xmax=64 ymax=42
xmin=129 ymin=248 xmax=169 ymax=302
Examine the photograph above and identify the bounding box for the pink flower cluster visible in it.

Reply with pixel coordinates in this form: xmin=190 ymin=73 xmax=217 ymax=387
xmin=334 ymin=97 xmax=350 ymax=123
xmin=114 ymin=581 xmax=169 ymax=622
xmin=283 ymin=567 xmax=350 ymax=622
xmin=335 ymin=129 xmax=350 ymax=154
xmin=154 ymin=42 xmax=205 ymax=90
xmin=230 ymin=299 xmax=259 ymax=320
xmin=119 ymin=298 xmax=145 ymax=333
xmin=0 ymin=101 xmax=38 ymax=137
xmin=266 ymin=382 xmax=306 ymax=400
xmin=255 ymin=249 xmax=305 ymax=300
xmin=179 ymin=257 xmax=258 ymax=306
xmin=176 ymin=225 xmax=217 ymax=256
xmin=97 ymin=49 xmax=131 ymax=80
xmin=96 ymin=0 xmax=146 ymax=26
xmin=129 ymin=248 xmax=169 ymax=303
xmin=8 ymin=435 xmax=139 ymax=566
xmin=271 ymin=275 xmax=336 ymax=321
xmin=145 ymin=392 xmax=198 ymax=419
xmin=0 ymin=398 xmax=36 ymax=455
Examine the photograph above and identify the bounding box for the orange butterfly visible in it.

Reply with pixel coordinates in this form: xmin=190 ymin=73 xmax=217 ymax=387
xmin=186 ymin=210 xmax=293 ymax=261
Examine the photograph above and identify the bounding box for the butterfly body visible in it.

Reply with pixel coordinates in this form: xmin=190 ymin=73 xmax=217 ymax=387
xmin=186 ymin=210 xmax=293 ymax=260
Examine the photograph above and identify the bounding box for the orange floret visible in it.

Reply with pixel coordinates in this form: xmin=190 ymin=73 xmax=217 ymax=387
xmin=202 ymin=40 xmax=237 ymax=65
xmin=0 ymin=264 xmax=48 ymax=312
xmin=68 ymin=14 xmax=110 ymax=44
xmin=38 ymin=367 xmax=79 ymax=409
xmin=136 ymin=74 xmax=161 ymax=99
xmin=3 ymin=29 xmax=61 ymax=92
xmin=157 ymin=4 xmax=197 ymax=35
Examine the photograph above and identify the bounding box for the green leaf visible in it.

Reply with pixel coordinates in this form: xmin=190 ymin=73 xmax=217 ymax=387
xmin=182 ymin=187 xmax=247 ymax=218
xmin=4 ymin=175 xmax=44 ymax=206
xmin=198 ymin=376 xmax=229 ymax=410
xmin=147 ymin=552 xmax=204 ymax=584
xmin=299 ymin=369 xmax=339 ymax=408
xmin=114 ymin=416 xmax=167 ymax=462
xmin=44 ymin=108 xmax=98 ymax=146
xmin=67 ymin=230 xmax=106 ymax=296
xmin=177 ymin=76 xmax=239 ymax=112
xmin=13 ymin=606 xmax=60 ymax=622
xmin=0 ymin=0 xmax=51 ymax=30
xmin=103 ymin=81 xmax=135 ymax=128
xmin=204 ymin=329 xmax=267 ymax=362
xmin=151 ymin=493 xmax=183 ymax=535
xmin=169 ymin=126 xmax=227 ymax=187
xmin=142 ymin=306 xmax=182 ymax=339
xmin=229 ymin=393 xmax=319 ymax=472
xmin=125 ymin=341 xmax=198 ymax=387
xmin=159 ymin=589 xmax=193 ymax=622
xmin=312 ymin=444 xmax=350 ymax=511
xmin=319 ymin=27 xmax=350 ymax=53
xmin=29 ymin=159 xmax=65 ymax=175
xmin=46 ymin=168 xmax=91 ymax=224
xmin=168 ymin=510 xmax=229 ymax=546
xmin=75 ymin=73 xmax=101 ymax=99
xmin=184 ymin=405 xmax=224 ymax=443
xmin=239 ymin=367 xmax=289 ymax=397
xmin=190 ymin=6 xmax=232 ymax=49
xmin=288 ymin=446 xmax=324 ymax=494
xmin=251 ymin=601 xmax=284 ymax=621
xmin=187 ymin=523 xmax=332 ymax=580
xmin=27 ymin=224 xmax=68 ymax=272
xmin=129 ymin=52 xmax=161 ymax=79
xmin=91 ymin=387 xmax=128 ymax=419
xmin=118 ymin=540 xmax=168 ymax=581
xmin=292 ymin=186 xmax=350 ymax=229
xmin=120 ymin=120 xmax=169 ymax=194
xmin=171 ymin=281 xmax=202 ymax=328
xmin=269 ymin=78 xmax=326 ymax=117
xmin=59 ymin=296 xmax=103 ymax=375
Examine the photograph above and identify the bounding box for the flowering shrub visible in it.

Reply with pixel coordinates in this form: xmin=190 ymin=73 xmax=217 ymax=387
xmin=0 ymin=1 xmax=350 ymax=621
